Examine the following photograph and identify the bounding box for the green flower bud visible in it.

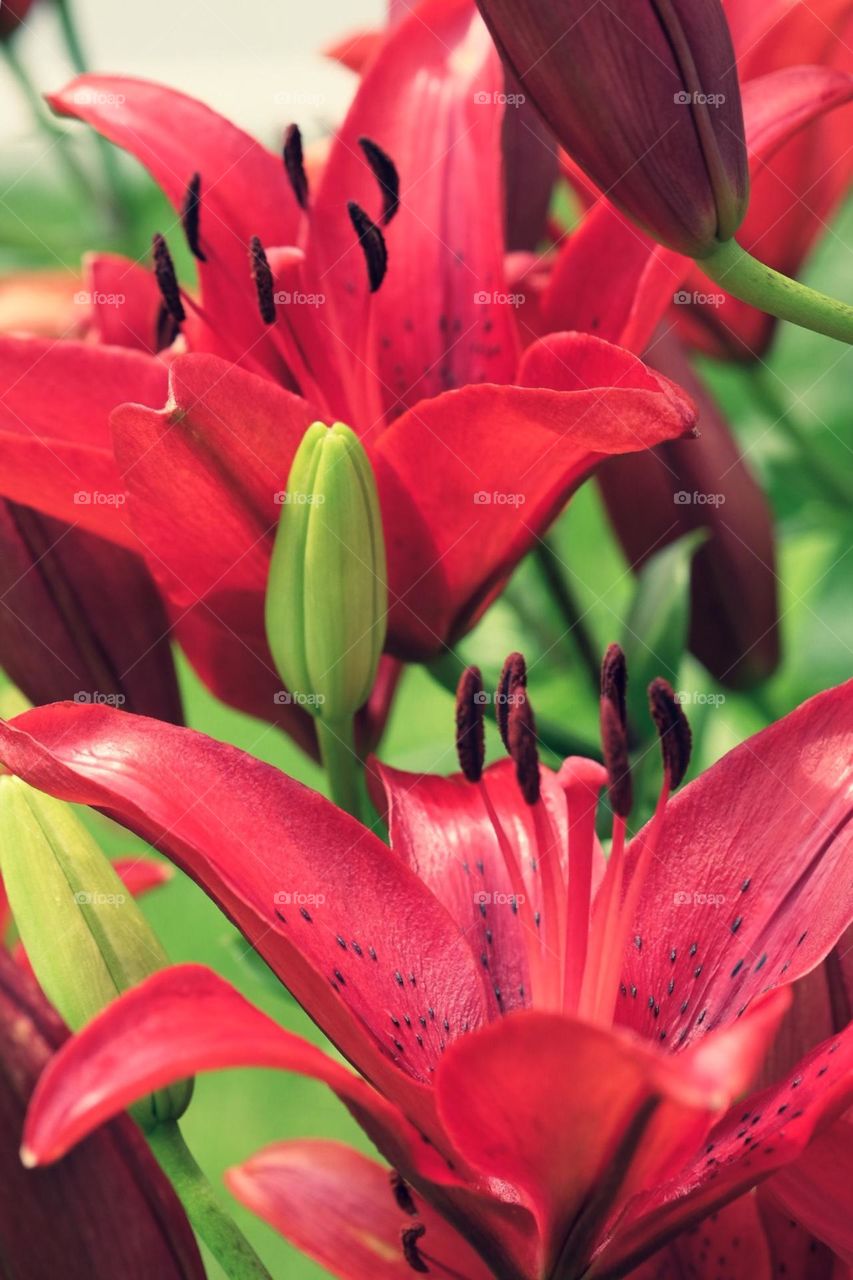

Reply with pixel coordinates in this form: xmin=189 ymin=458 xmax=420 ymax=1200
xmin=265 ymin=422 xmax=387 ymax=723
xmin=0 ymin=778 xmax=192 ymax=1129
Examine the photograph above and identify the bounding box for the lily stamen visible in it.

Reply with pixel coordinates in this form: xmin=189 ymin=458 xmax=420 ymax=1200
xmin=283 ymin=123 xmax=309 ymax=212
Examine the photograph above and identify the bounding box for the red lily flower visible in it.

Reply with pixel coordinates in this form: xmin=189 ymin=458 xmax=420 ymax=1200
xmin=0 ymin=949 xmax=204 ymax=1279
xmin=0 ymin=659 xmax=850 ymax=1279
xmin=0 ymin=0 xmax=696 ymax=743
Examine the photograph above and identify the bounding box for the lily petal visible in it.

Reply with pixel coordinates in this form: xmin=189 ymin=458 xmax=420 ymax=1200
xmin=0 ymin=953 xmax=204 ymax=1279
xmin=0 ymin=336 xmax=166 ymax=542
xmin=764 ymin=1117 xmax=853 ymax=1265
xmin=49 ymin=76 xmax=300 ymax=381
xmin=111 ymin=352 xmax=317 ymax=738
xmin=226 ymin=1140 xmax=493 ymax=1280
xmin=601 ymin=1023 xmax=853 ymax=1277
xmin=617 ymin=681 xmax=853 ymax=1048
xmin=0 ymin=704 xmax=495 ymax=1140
xmin=306 ymin=0 xmax=517 ymax=419
xmin=0 ymin=502 xmax=181 ymax=721
xmin=84 ymin=252 xmax=164 ymax=353
xmin=375 ymin=331 xmax=697 ymax=658
xmin=435 ymin=997 xmax=787 ymax=1273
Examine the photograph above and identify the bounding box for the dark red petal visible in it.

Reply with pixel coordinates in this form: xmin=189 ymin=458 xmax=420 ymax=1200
xmin=0 ymin=502 xmax=181 ymax=722
xmin=0 ymin=705 xmax=494 ymax=1143
xmin=226 ymin=1140 xmax=493 ymax=1280
xmin=0 ymin=335 xmax=166 ymax=542
xmin=111 ymin=352 xmax=317 ymax=739
xmin=0 ymin=952 xmax=203 ymax=1279
xmin=306 ymin=0 xmax=517 ymax=419
xmin=376 ymin=332 xmax=696 ymax=659
xmin=617 ymin=681 xmax=853 ymax=1049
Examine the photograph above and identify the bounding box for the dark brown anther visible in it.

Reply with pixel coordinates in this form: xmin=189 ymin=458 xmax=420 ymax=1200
xmin=249 ymin=235 xmax=276 ymax=325
xmin=600 ymin=643 xmax=627 ymax=730
xmin=358 ymin=136 xmax=400 ymax=225
xmin=283 ymin=123 xmax=309 ymax=210
xmin=390 ymin=1172 xmax=418 ymax=1216
xmin=600 ymin=644 xmax=632 ymax=817
xmin=455 ymin=665 xmax=486 ymax=783
xmin=347 ymin=200 xmax=388 ymax=293
xmin=180 ymin=172 xmax=206 ymax=262
xmin=152 ymin=234 xmax=185 ymax=324
xmin=648 ymin=678 xmax=692 ymax=789
xmin=600 ymin=697 xmax=632 ymax=818
xmin=154 ymin=303 xmax=180 ymax=352
xmin=507 ymin=685 xmax=540 ymax=806
xmin=496 ymin=651 xmax=527 ymax=750
xmin=402 ymin=1224 xmax=429 ymax=1273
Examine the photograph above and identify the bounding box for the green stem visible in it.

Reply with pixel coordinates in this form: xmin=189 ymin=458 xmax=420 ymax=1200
xmin=53 ymin=0 xmax=131 ymax=230
xmin=533 ymin=539 xmax=600 ymax=697
xmin=701 ymin=237 xmax=853 ymax=345
xmin=316 ymin=716 xmax=363 ymax=819
xmin=750 ymin=368 xmax=853 ymax=506
xmin=1 ymin=42 xmax=92 ymax=204
xmin=147 ymin=1121 xmax=273 ymax=1280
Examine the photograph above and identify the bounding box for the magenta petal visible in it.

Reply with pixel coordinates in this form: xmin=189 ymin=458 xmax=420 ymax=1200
xmin=0 ymin=704 xmax=494 ymax=1142
xmin=617 ymin=681 xmax=853 ymax=1049
xmin=226 ymin=1140 xmax=493 ymax=1280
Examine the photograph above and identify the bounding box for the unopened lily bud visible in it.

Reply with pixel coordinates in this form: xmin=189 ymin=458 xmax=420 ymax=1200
xmin=265 ymin=422 xmax=387 ymax=724
xmin=475 ymin=0 xmax=748 ymax=257
xmin=0 ymin=778 xmax=192 ymax=1129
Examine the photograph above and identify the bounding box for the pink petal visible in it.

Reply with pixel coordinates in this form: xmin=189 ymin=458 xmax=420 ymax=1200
xmin=226 ymin=1140 xmax=493 ymax=1280
xmin=0 ymin=704 xmax=494 ymax=1142
xmin=617 ymin=681 xmax=853 ymax=1049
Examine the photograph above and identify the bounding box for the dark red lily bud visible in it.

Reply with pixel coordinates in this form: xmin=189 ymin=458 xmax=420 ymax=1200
xmin=0 ymin=501 xmax=182 ymax=722
xmin=474 ymin=0 xmax=749 ymax=257
xmin=0 ymin=0 xmax=35 ymax=40
xmin=0 ymin=951 xmax=204 ymax=1279
xmin=596 ymin=333 xmax=779 ymax=688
